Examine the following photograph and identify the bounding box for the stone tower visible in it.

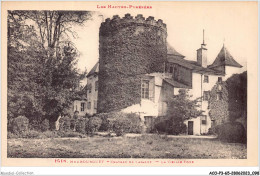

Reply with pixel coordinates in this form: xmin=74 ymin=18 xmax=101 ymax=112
xmin=98 ymin=14 xmax=167 ymax=113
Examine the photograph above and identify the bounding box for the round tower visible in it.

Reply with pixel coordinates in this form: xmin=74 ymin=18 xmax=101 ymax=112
xmin=98 ymin=13 xmax=167 ymax=113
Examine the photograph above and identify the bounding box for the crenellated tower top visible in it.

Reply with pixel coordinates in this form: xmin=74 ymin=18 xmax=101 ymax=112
xmin=100 ymin=13 xmax=167 ymax=35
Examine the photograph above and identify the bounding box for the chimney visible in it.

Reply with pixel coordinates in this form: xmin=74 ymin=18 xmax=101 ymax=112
xmin=197 ymin=29 xmax=207 ymax=68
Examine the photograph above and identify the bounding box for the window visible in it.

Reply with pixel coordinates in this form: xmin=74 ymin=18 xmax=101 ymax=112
xmin=87 ymin=102 xmax=91 ymax=109
xmin=169 ymin=66 xmax=173 ymax=73
xmin=141 ymin=80 xmax=149 ymax=99
xmin=201 ymin=116 xmax=207 ymax=125
xmin=218 ymin=77 xmax=222 ymax=83
xmin=204 ymin=75 xmax=209 ymax=83
xmin=80 ymin=102 xmax=85 ymax=112
xmin=95 ymin=81 xmax=98 ymax=91
xmin=216 ymin=92 xmax=223 ymax=100
xmin=94 ymin=100 xmax=97 ymax=109
xmin=203 ymin=91 xmax=210 ymax=101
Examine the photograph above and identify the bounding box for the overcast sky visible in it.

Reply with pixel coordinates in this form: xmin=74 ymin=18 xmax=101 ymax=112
xmin=72 ymin=2 xmax=257 ymax=73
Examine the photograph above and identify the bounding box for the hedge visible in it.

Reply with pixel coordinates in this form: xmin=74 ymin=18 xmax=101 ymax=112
xmin=86 ymin=116 xmax=102 ymax=134
xmin=215 ymin=122 xmax=246 ymax=143
xmin=12 ymin=116 xmax=29 ymax=134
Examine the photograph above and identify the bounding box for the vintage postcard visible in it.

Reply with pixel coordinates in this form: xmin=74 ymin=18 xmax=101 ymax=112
xmin=1 ymin=1 xmax=258 ymax=168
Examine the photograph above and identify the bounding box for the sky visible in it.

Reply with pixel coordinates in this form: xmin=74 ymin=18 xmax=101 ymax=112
xmin=72 ymin=2 xmax=257 ymax=74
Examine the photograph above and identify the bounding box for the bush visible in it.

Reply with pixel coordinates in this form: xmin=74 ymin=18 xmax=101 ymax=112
xmin=42 ymin=130 xmax=60 ymax=138
xmin=7 ymin=131 xmax=18 ymax=139
xmin=111 ymin=117 xmax=131 ymax=136
xmin=59 ymin=116 xmax=72 ymax=131
xmin=29 ymin=119 xmax=41 ymax=130
xmin=75 ymin=117 xmax=86 ymax=133
xmin=40 ymin=119 xmax=50 ymax=131
xmin=153 ymin=117 xmax=170 ymax=134
xmin=153 ymin=116 xmax=186 ymax=135
xmin=216 ymin=122 xmax=246 ymax=143
xmin=57 ymin=131 xmax=84 ymax=138
xmin=7 ymin=118 xmax=14 ymax=132
xmin=97 ymin=113 xmax=110 ymax=131
xmin=86 ymin=116 xmax=102 ymax=134
xmin=12 ymin=116 xmax=29 ymax=134
xmin=97 ymin=112 xmax=142 ymax=134
xmin=208 ymin=127 xmax=217 ymax=135
xmin=21 ymin=130 xmax=42 ymax=138
xmin=125 ymin=113 xmax=142 ymax=133
xmin=70 ymin=119 xmax=76 ymax=131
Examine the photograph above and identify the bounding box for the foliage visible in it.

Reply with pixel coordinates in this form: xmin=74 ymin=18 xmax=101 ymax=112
xmin=7 ymin=11 xmax=92 ymax=130
xmin=97 ymin=112 xmax=142 ymax=134
xmin=209 ymin=72 xmax=247 ymax=125
xmin=208 ymin=82 xmax=229 ymax=125
xmin=59 ymin=116 xmax=72 ymax=131
xmin=40 ymin=119 xmax=50 ymax=131
xmin=12 ymin=116 xmax=29 ymax=134
xmin=207 ymin=128 xmax=216 ymax=135
xmin=57 ymin=131 xmax=85 ymax=138
xmin=161 ymin=89 xmax=201 ymax=135
xmin=98 ymin=19 xmax=167 ymax=113
xmin=96 ymin=113 xmax=110 ymax=131
xmin=226 ymin=71 xmax=247 ymax=122
xmin=125 ymin=113 xmax=142 ymax=133
xmin=75 ymin=117 xmax=86 ymax=133
xmin=86 ymin=116 xmax=102 ymax=134
xmin=111 ymin=117 xmax=131 ymax=136
xmin=215 ymin=122 xmax=246 ymax=143
xmin=153 ymin=116 xmax=171 ymax=134
xmin=7 ymin=130 xmax=85 ymax=139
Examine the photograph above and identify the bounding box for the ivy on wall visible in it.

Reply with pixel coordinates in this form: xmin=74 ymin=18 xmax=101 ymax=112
xmin=209 ymin=72 xmax=247 ymax=126
xmin=98 ymin=20 xmax=167 ymax=113
xmin=208 ymin=82 xmax=229 ymax=126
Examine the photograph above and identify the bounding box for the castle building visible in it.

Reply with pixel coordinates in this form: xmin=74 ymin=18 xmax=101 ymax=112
xmin=87 ymin=14 xmax=243 ymax=135
xmin=86 ymin=62 xmax=99 ymax=116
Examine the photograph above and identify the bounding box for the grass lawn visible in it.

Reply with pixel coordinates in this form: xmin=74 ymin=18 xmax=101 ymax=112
xmin=7 ymin=135 xmax=246 ymax=159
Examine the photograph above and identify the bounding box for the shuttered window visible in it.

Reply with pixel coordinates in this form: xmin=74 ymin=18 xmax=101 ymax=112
xmin=80 ymin=102 xmax=85 ymax=112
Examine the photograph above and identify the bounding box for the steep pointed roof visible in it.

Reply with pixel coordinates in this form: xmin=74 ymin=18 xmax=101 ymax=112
xmin=208 ymin=45 xmax=242 ymax=68
xmin=87 ymin=62 xmax=99 ymax=77
xmin=167 ymin=43 xmax=185 ymax=58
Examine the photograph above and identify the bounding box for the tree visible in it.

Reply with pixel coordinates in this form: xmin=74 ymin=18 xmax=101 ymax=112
xmin=7 ymin=11 xmax=91 ymax=129
xmin=226 ymin=71 xmax=247 ymax=122
xmin=165 ymin=89 xmax=202 ymax=135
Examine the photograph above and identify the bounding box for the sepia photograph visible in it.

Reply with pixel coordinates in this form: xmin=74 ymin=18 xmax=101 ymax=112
xmin=1 ymin=1 xmax=258 ymax=169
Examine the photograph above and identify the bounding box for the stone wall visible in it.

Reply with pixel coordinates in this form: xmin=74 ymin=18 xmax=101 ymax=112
xmin=98 ymin=14 xmax=167 ymax=113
